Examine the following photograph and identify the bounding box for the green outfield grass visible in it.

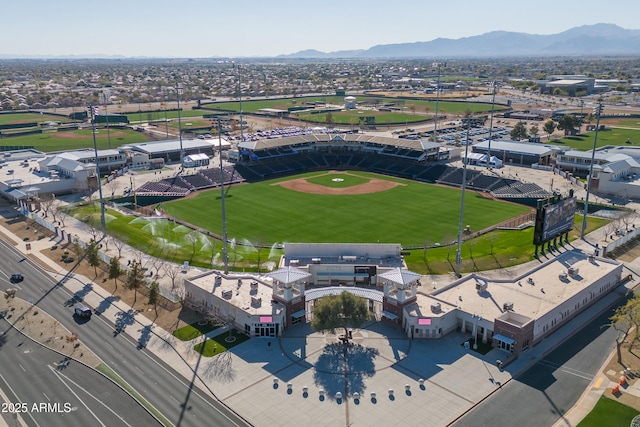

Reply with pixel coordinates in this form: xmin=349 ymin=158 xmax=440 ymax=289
xmin=0 ymin=128 xmax=150 ymax=152
xmin=162 ymin=171 xmax=530 ymax=246
xmin=296 ymin=110 xmax=426 ymax=125
xmin=550 ymin=128 xmax=640 ymax=150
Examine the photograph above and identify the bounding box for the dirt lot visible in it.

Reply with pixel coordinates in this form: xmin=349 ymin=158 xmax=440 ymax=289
xmin=0 ymin=215 xmax=200 ymax=334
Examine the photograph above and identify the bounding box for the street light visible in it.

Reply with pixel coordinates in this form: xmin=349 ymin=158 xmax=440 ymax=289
xmin=580 ymin=101 xmax=604 ymax=239
xmin=88 ymin=105 xmax=106 ymax=233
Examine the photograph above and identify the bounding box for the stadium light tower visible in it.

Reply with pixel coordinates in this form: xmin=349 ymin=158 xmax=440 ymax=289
xmin=580 ymin=101 xmax=604 ymax=239
xmin=88 ymin=105 xmax=107 ymax=233
xmin=486 ymin=81 xmax=499 ymax=167
xmin=217 ymin=118 xmax=229 ymax=274
xmin=99 ymin=91 xmax=111 ymax=149
xmin=432 ymin=62 xmax=446 ymax=143
xmin=455 ymin=109 xmax=473 ymax=278
xmin=235 ymin=63 xmax=245 ymax=144
xmin=176 ymin=82 xmax=184 ymax=166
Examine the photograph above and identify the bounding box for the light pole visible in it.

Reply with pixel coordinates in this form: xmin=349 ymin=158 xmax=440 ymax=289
xmin=176 ymin=82 xmax=184 ymax=166
xmin=99 ymin=91 xmax=111 ymax=149
xmin=455 ymin=110 xmax=473 ymax=278
xmin=486 ymin=81 xmax=498 ymax=167
xmin=235 ymin=64 xmax=244 ymax=143
xmin=88 ymin=105 xmax=106 ymax=233
xmin=218 ymin=119 xmax=229 ymax=274
xmin=580 ymin=101 xmax=604 ymax=239
xmin=432 ymin=62 xmax=445 ymax=143
xmin=162 ymin=86 xmax=169 ymax=140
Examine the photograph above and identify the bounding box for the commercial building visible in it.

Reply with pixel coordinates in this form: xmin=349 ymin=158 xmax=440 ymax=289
xmin=183 ymin=244 xmax=624 ymax=360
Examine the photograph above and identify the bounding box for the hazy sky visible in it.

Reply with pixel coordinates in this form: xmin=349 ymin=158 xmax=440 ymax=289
xmin=3 ymin=0 xmax=639 ymax=58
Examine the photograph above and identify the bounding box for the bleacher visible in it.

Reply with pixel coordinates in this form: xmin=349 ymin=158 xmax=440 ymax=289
xmin=182 ymin=173 xmax=213 ymax=190
xmin=491 ymin=181 xmax=551 ymax=198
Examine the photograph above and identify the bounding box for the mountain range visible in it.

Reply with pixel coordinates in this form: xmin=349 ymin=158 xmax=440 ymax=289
xmin=278 ymin=24 xmax=640 ymax=58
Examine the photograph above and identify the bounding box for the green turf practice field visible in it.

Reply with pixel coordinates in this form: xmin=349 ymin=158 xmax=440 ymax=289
xmin=0 ymin=128 xmax=150 ymax=152
xmin=161 ymin=171 xmax=530 ymax=247
xmin=551 ymin=127 xmax=640 ymax=151
xmin=0 ymin=112 xmax=74 ymax=126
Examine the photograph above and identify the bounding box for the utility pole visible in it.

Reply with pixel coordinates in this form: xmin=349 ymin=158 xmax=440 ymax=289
xmin=176 ymin=82 xmax=184 ymax=166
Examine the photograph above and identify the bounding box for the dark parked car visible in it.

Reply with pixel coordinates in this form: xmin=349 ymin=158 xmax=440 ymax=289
xmin=74 ymin=306 xmax=92 ymax=318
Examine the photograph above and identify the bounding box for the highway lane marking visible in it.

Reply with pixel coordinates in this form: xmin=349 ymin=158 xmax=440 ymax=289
xmin=169 ymin=394 xmax=180 ymax=404
xmin=43 ymin=392 xmax=50 ymax=401
xmin=0 ymin=374 xmax=41 ymax=427
xmin=134 ymin=365 xmax=145 ymax=375
xmin=18 ymin=363 xmax=26 ymax=372
xmin=48 ymin=365 xmax=132 ymax=427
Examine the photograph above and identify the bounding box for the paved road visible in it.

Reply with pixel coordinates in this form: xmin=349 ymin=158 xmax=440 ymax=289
xmin=0 ymin=238 xmax=249 ymax=427
xmin=451 ymin=299 xmax=622 ymax=427
xmin=0 ymin=326 xmax=159 ymax=427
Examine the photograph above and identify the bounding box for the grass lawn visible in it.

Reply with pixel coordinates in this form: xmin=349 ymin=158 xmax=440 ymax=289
xmin=0 ymin=128 xmax=150 ymax=152
xmin=193 ymin=329 xmax=250 ymax=357
xmin=172 ymin=321 xmax=220 ymax=341
xmin=550 ymin=128 xmax=640 ymax=151
xmin=577 ymin=396 xmax=639 ymax=427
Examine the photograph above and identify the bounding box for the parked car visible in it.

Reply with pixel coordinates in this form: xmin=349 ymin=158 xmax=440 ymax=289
xmin=74 ymin=306 xmax=92 ymax=318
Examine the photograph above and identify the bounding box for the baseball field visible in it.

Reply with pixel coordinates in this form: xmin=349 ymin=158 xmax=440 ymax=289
xmin=161 ymin=170 xmax=530 ymax=247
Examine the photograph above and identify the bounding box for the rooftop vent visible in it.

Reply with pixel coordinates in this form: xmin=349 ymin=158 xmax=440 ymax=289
xmin=503 ymin=301 xmax=514 ymax=311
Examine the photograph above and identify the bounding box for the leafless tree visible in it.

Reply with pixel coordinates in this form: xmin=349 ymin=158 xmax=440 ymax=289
xmin=112 ymin=237 xmax=126 ymax=259
xmin=163 ymin=263 xmax=183 ymax=293
xmin=621 ymin=211 xmax=637 ymax=231
xmin=104 ymin=178 xmax=119 ymax=199
xmin=55 ymin=205 xmax=69 ymax=228
xmin=602 ymin=220 xmax=617 ymax=241
xmin=38 ymin=193 xmax=55 ymax=218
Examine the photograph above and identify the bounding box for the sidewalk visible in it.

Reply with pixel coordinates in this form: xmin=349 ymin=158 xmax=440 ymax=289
xmin=0 ymin=208 xmax=636 ymax=426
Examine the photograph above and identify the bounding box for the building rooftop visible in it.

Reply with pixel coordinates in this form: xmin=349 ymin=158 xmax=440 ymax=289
xmin=187 ymin=272 xmax=283 ymax=316
xmin=412 ymin=250 xmax=621 ymax=322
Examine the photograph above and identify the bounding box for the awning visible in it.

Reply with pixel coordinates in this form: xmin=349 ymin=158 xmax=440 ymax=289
xmin=291 ymin=309 xmax=306 ymax=319
xmin=493 ymin=334 xmax=515 ymax=345
xmin=381 ymin=310 xmax=398 ymax=320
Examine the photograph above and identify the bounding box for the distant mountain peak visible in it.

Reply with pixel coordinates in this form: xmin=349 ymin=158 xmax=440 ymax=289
xmin=280 ymin=24 xmax=640 ymax=58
